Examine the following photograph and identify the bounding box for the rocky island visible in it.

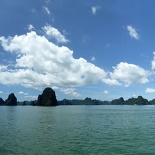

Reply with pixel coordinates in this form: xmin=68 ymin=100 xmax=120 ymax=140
xmin=5 ymin=93 xmax=17 ymax=106
xmin=35 ymin=87 xmax=57 ymax=106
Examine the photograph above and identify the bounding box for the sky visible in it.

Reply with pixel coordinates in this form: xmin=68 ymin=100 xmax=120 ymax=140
xmin=1 ymin=0 xmax=155 ymax=101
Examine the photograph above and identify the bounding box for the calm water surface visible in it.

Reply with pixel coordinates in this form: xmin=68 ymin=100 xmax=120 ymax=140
xmin=0 ymin=105 xmax=155 ymax=155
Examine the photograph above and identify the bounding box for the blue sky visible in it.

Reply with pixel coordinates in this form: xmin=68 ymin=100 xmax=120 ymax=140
xmin=1 ymin=0 xmax=155 ymax=101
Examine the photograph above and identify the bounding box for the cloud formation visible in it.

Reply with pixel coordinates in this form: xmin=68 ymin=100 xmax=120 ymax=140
xmin=108 ymin=62 xmax=150 ymax=87
xmin=0 ymin=31 xmax=107 ymax=91
xmin=103 ymin=90 xmax=109 ymax=94
xmin=145 ymin=88 xmax=155 ymax=93
xmin=151 ymin=52 xmax=155 ymax=70
xmin=42 ymin=25 xmax=69 ymax=43
xmin=60 ymin=88 xmax=80 ymax=97
xmin=18 ymin=91 xmax=28 ymax=95
xmin=127 ymin=25 xmax=139 ymax=40
xmin=0 ymin=25 xmax=151 ymax=96
xmin=43 ymin=6 xmax=50 ymax=15
xmin=91 ymin=6 xmax=100 ymax=15
xmin=91 ymin=56 xmax=96 ymax=61
xmin=28 ymin=24 xmax=35 ymax=31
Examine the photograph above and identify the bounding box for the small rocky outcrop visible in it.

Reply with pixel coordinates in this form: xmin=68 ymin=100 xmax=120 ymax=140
xmin=5 ymin=93 xmax=17 ymax=106
xmin=36 ymin=87 xmax=57 ymax=106
xmin=0 ymin=98 xmax=5 ymax=105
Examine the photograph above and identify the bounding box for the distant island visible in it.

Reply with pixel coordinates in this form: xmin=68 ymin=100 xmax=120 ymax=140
xmin=58 ymin=96 xmax=155 ymax=106
xmin=1 ymin=87 xmax=155 ymax=106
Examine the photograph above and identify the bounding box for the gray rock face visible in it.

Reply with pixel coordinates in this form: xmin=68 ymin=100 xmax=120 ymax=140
xmin=36 ymin=87 xmax=57 ymax=106
xmin=5 ymin=93 xmax=17 ymax=106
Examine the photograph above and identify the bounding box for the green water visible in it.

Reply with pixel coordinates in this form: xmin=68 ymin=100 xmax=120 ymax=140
xmin=0 ymin=105 xmax=155 ymax=155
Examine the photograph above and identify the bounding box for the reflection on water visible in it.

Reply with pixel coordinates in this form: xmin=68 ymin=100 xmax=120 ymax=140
xmin=0 ymin=105 xmax=155 ymax=154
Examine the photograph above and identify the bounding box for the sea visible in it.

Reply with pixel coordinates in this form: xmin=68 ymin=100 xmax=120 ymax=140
xmin=0 ymin=105 xmax=155 ymax=155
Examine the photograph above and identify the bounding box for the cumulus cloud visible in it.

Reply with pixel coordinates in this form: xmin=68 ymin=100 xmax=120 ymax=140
xmin=0 ymin=26 xmax=151 ymax=95
xmin=145 ymin=88 xmax=155 ymax=93
xmin=43 ymin=6 xmax=50 ymax=15
xmin=42 ymin=25 xmax=69 ymax=43
xmin=108 ymin=62 xmax=150 ymax=87
xmin=0 ymin=31 xmax=107 ymax=90
xmin=60 ymin=88 xmax=81 ymax=97
xmin=127 ymin=25 xmax=139 ymax=40
xmin=91 ymin=6 xmax=100 ymax=15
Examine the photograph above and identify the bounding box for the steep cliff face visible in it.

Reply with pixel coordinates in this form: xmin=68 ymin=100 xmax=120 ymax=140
xmin=36 ymin=87 xmax=57 ymax=106
xmin=5 ymin=93 xmax=17 ymax=106
xmin=0 ymin=98 xmax=5 ymax=105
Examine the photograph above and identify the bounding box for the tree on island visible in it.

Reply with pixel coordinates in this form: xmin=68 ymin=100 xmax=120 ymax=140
xmin=5 ymin=93 xmax=17 ymax=106
xmin=35 ymin=87 xmax=57 ymax=106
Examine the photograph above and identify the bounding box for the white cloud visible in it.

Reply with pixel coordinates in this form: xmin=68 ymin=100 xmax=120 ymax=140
xmin=91 ymin=6 xmax=100 ymax=15
xmin=145 ymin=88 xmax=155 ymax=93
xmin=18 ymin=91 xmax=25 ymax=94
xmin=43 ymin=6 xmax=50 ymax=15
xmin=0 ymin=65 xmax=7 ymax=71
xmin=28 ymin=24 xmax=35 ymax=31
xmin=18 ymin=91 xmax=28 ymax=95
xmin=0 ymin=91 xmax=3 ymax=94
xmin=108 ymin=62 xmax=150 ymax=87
xmin=0 ymin=31 xmax=107 ymax=90
xmin=60 ymin=88 xmax=81 ymax=97
xmin=104 ymin=78 xmax=121 ymax=86
xmin=127 ymin=25 xmax=139 ymax=40
xmin=42 ymin=25 xmax=69 ymax=43
xmin=91 ymin=56 xmax=96 ymax=61
xmin=52 ymin=86 xmax=59 ymax=90
xmin=151 ymin=52 xmax=155 ymax=70
xmin=0 ymin=27 xmax=151 ymax=95
xmin=103 ymin=90 xmax=109 ymax=94
xmin=132 ymin=94 xmax=137 ymax=98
